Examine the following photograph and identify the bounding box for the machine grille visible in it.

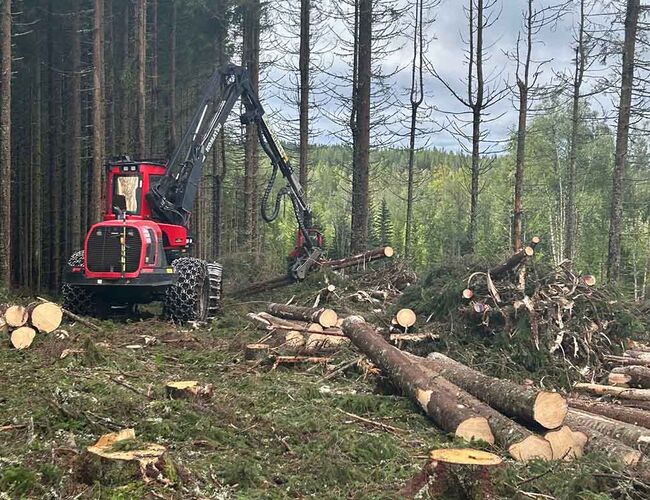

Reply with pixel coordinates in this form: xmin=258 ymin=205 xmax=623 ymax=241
xmin=86 ymin=226 xmax=142 ymax=273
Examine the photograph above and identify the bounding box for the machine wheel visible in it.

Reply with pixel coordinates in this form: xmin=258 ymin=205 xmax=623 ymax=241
xmin=207 ymin=262 xmax=223 ymax=319
xmin=62 ymin=251 xmax=104 ymax=316
xmin=164 ymin=257 xmax=211 ymax=323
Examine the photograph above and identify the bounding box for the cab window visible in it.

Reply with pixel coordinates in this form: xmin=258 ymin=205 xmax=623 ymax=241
xmin=113 ymin=175 xmax=142 ymax=215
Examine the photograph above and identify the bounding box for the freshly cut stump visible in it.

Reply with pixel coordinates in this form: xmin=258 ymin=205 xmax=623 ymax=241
xmin=429 ymin=448 xmax=502 ymax=466
xmin=244 ymin=343 xmax=271 ymax=361
xmin=424 ymin=352 xmax=567 ymax=429
xmin=30 ymin=302 xmax=63 ymax=333
xmin=395 ymin=309 xmax=417 ymax=329
xmin=165 ymin=381 xmax=213 ymax=400
xmin=544 ymin=426 xmax=587 ymax=460
xmin=5 ymin=305 xmax=28 ymax=327
xmin=80 ymin=429 xmax=176 ymax=485
xmin=10 ymin=327 xmax=36 ymax=350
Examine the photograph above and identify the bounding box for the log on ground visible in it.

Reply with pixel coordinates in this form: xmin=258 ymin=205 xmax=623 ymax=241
xmin=574 ymin=383 xmax=650 ymax=401
xmin=323 ymin=246 xmax=394 ymax=271
xmin=5 ymin=305 xmax=28 ymax=327
xmin=29 ymin=302 xmax=63 ymax=333
xmin=604 ymin=355 xmax=650 ymax=367
xmin=423 ymin=352 xmax=567 ymax=429
xmin=566 ymin=425 xmax=642 ymax=466
xmin=609 ymin=365 xmax=650 ymax=389
xmin=544 ymin=426 xmax=587 ymax=460
xmin=267 ymin=303 xmax=338 ymax=328
xmin=10 ymin=327 xmax=36 ymax=350
xmin=565 ymin=408 xmax=650 ymax=450
xmin=489 ymin=244 xmax=535 ymax=279
xmin=342 ymin=316 xmax=494 ymax=446
xmin=569 ymin=397 xmax=650 ymax=429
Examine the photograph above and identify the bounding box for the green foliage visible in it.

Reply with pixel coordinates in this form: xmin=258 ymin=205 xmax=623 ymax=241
xmin=0 ymin=467 xmax=40 ymax=497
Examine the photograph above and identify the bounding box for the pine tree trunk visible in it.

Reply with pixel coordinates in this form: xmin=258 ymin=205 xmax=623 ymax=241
xmin=298 ymin=0 xmax=310 ymax=189
xmin=105 ymin=0 xmax=115 ymax=154
xmin=350 ymin=0 xmax=371 ymax=254
xmin=607 ymin=0 xmax=639 ymax=283
xmin=242 ymin=0 xmax=261 ymax=250
xmin=32 ymin=24 xmax=43 ymax=291
xmin=69 ymin=2 xmax=82 ymax=252
xmin=135 ymin=0 xmax=147 ymax=157
xmin=150 ymin=0 xmax=158 ymax=153
xmin=120 ymin=0 xmax=130 ymax=153
xmin=0 ymin=0 xmax=11 ymax=287
xmin=91 ymin=0 xmax=105 ymax=224
xmin=168 ymin=1 xmax=176 ymax=154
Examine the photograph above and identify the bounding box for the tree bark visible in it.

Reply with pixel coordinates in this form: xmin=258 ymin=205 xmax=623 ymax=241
xmin=267 ymin=303 xmax=338 ymax=328
xmin=350 ymin=0 xmax=371 ymax=254
xmin=298 ymin=0 xmax=310 ymax=189
xmin=423 ymin=352 xmax=567 ymax=429
xmin=0 ymin=0 xmax=11 ymax=288
xmin=607 ymin=0 xmax=640 ymax=283
xmin=323 ymin=246 xmax=394 ymax=270
xmin=69 ymin=1 xmax=82 ymax=252
xmin=566 ymin=408 xmax=650 ymax=451
xmin=91 ymin=0 xmax=105 ymax=224
xmin=168 ymin=0 xmax=176 ymax=153
xmin=119 ymin=0 xmax=130 ymax=153
xmin=574 ymin=382 xmax=650 ymax=401
xmin=242 ymin=0 xmax=261 ymax=249
xmin=134 ymin=0 xmax=147 ymax=157
xmin=488 ymin=244 xmax=535 ymax=278
xmin=569 ymin=397 xmax=650 ymax=429
xmin=610 ymin=365 xmax=650 ymax=388
xmin=342 ymin=316 xmax=494 ymax=445
xmin=150 ymin=0 xmax=158 ymax=153
xmin=605 ymin=354 xmax=650 ymax=367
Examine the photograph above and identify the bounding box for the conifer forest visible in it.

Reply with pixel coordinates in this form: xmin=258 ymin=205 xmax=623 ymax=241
xmin=4 ymin=1 xmax=650 ymax=498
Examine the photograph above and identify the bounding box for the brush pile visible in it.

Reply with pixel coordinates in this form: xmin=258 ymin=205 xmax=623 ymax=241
xmin=399 ymin=238 xmax=649 ymax=382
xmin=1 ymin=300 xmax=64 ymax=350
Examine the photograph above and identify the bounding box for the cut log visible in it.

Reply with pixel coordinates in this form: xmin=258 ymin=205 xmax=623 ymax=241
xmin=489 ymin=245 xmax=535 ymax=279
xmin=603 ymin=354 xmax=650 ymax=367
xmin=267 ymin=303 xmax=338 ymax=328
xmin=10 ymin=327 xmax=37 ymax=350
xmin=581 ymin=275 xmax=596 ymax=287
xmin=573 ymin=383 xmax=650 ymax=401
xmin=36 ymin=297 xmax=100 ymax=331
xmin=323 ymin=246 xmax=394 ymax=271
xmin=232 ymin=275 xmax=293 ymax=297
xmin=565 ymin=408 xmax=650 ymax=450
xmin=423 ymin=352 xmax=567 ymax=429
xmin=342 ymin=316 xmax=494 ymax=445
xmin=304 ymin=333 xmax=350 ymax=353
xmin=627 ymin=340 xmax=650 ymax=352
xmin=29 ymin=302 xmax=63 ymax=333
xmin=569 ymin=398 xmax=650 ymax=429
xmin=544 ymin=426 xmax=587 ymax=460
xmin=395 ymin=309 xmax=417 ymax=329
xmin=244 ymin=343 xmax=271 ymax=361
xmin=416 ymin=363 xmax=551 ymax=461
xmin=610 ymin=365 xmax=650 ymax=389
xmin=567 ymin=426 xmax=642 ymax=465
xmin=165 ymin=381 xmax=213 ymax=400
xmin=284 ymin=331 xmax=306 ymax=349
xmin=608 ymin=373 xmax=631 ymax=387
xmin=462 ymin=289 xmax=474 ymax=300
xmin=624 ymin=350 xmax=650 ymax=362
xmin=0 ymin=317 xmax=7 ymax=336
xmin=79 ymin=429 xmax=176 ymax=485
xmin=5 ymin=305 xmax=28 ymax=327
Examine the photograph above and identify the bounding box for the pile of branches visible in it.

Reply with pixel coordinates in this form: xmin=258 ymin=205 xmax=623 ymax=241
xmin=400 ymin=238 xmax=649 ymax=383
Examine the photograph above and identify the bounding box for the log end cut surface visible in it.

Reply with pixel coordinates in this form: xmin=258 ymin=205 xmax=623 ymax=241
xmin=429 ymin=448 xmax=502 ymax=466
xmin=5 ymin=305 xmax=28 ymax=327
xmin=318 ymin=309 xmax=338 ymax=328
xmin=508 ymin=435 xmax=553 ymax=462
xmin=455 ymin=416 xmax=494 ymax=445
xmin=10 ymin=327 xmax=36 ymax=350
xmin=396 ymin=309 xmax=417 ymax=328
xmin=31 ymin=302 xmax=63 ymax=333
xmin=534 ymin=391 xmax=569 ymax=429
xmin=545 ymin=426 xmax=585 ymax=460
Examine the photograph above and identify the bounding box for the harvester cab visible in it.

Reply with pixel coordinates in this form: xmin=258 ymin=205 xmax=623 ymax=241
xmin=62 ymin=65 xmax=321 ymax=322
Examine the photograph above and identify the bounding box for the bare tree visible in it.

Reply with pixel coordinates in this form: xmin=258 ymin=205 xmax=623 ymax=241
xmin=607 ymin=0 xmax=641 ymax=283
xmin=135 ymin=0 xmax=147 ymax=157
xmin=168 ymin=0 xmax=177 ymax=153
xmin=0 ymin=0 xmax=11 ymax=287
xmin=432 ymin=0 xmax=507 ymax=253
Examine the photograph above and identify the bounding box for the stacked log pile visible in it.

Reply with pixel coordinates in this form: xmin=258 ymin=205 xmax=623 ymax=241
xmin=341 ymin=316 xmax=647 ymax=465
xmin=1 ymin=301 xmax=64 ymax=350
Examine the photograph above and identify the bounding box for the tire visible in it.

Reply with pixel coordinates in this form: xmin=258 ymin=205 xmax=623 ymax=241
xmin=164 ymin=257 xmax=210 ymax=323
xmin=62 ymin=251 xmax=97 ymax=316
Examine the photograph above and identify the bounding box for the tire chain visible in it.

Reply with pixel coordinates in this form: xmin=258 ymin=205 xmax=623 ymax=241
xmin=164 ymin=257 xmax=210 ymax=322
xmin=62 ymin=251 xmax=96 ymax=316
xmin=207 ymin=262 xmax=223 ymax=319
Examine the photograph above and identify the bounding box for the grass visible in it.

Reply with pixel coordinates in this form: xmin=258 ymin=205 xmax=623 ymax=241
xmin=1 ymin=273 xmax=648 ymax=498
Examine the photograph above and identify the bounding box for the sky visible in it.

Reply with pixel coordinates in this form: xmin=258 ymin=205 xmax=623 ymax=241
xmin=260 ymin=0 xmax=614 ymax=153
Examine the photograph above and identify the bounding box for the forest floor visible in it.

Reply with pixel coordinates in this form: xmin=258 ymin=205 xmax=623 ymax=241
xmin=0 ymin=264 xmax=647 ymax=499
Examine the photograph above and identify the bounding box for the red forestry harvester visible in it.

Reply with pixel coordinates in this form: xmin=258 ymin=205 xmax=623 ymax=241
xmin=62 ymin=65 xmax=323 ymax=321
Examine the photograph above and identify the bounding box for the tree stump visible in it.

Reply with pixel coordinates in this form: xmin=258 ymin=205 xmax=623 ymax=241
xmin=244 ymin=343 xmax=271 ymax=361
xmin=165 ymin=381 xmax=213 ymax=400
